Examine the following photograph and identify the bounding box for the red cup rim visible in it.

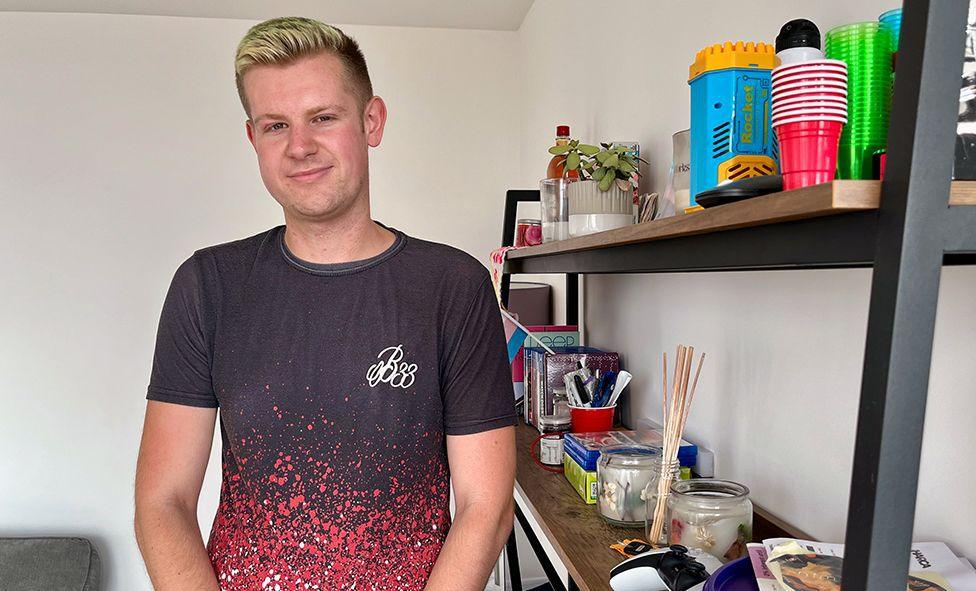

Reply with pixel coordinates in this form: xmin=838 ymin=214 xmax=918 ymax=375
xmin=569 ymin=404 xmax=617 ymax=410
xmin=773 ymin=108 xmax=849 ymax=118
xmin=773 ymin=68 xmax=848 ymax=80
xmin=773 ymin=115 xmax=848 ymax=126
xmin=772 ymin=74 xmax=848 ymax=86
xmin=775 ymin=90 xmax=848 ymax=97
xmin=773 ymin=59 xmax=847 ymax=72
xmin=774 ymin=110 xmax=849 ymax=119
xmin=773 ymin=79 xmax=848 ymax=91
xmin=775 ymin=120 xmax=845 ymax=129
xmin=773 ymin=98 xmax=848 ymax=108
xmin=773 ymin=86 xmax=849 ymax=98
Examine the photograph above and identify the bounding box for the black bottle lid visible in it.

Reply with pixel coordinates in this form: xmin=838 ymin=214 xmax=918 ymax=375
xmin=776 ymin=19 xmax=821 ymax=53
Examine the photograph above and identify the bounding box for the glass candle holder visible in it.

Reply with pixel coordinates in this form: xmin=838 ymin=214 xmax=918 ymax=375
xmin=597 ymin=445 xmax=660 ymax=527
xmin=667 ymin=479 xmax=753 ymax=563
xmin=539 ymin=178 xmax=571 ymax=243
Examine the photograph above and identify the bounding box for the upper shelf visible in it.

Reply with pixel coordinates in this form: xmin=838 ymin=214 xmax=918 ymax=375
xmin=505 ymin=181 xmax=976 ymax=275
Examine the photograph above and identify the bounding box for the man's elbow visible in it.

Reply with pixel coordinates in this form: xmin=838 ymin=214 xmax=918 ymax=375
xmin=495 ymin=496 xmax=515 ymax=546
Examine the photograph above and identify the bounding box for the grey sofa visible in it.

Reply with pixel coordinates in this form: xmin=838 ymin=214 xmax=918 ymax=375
xmin=0 ymin=537 xmax=100 ymax=591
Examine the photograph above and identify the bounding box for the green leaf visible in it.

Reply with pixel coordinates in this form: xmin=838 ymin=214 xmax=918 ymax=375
xmin=570 ymin=139 xmax=579 ymax=148
xmin=619 ymin=160 xmax=635 ymax=173
xmin=579 ymin=144 xmax=600 ymax=156
xmin=566 ymin=151 xmax=580 ymax=171
xmin=582 ymin=160 xmax=595 ymax=172
xmin=548 ymin=144 xmax=571 ymax=155
xmin=605 ymin=153 xmax=619 ymax=168
xmin=599 ymin=173 xmax=614 ymax=191
xmin=595 ymin=151 xmax=609 ymax=164
xmin=592 ymin=167 xmax=606 ymax=181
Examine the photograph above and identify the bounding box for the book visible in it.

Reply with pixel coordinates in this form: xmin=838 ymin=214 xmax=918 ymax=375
xmin=563 ymin=430 xmax=698 ymax=471
xmin=754 ymin=538 xmax=976 ymax=591
xmin=563 ymin=451 xmax=598 ymax=504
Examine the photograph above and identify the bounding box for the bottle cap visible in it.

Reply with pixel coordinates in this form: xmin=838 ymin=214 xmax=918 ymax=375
xmin=776 ymin=19 xmax=821 ymax=53
xmin=556 ymin=125 xmax=570 ymax=137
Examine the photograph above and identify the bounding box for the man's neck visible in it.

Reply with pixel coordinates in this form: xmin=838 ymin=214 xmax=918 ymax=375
xmin=282 ymin=209 xmax=396 ymax=265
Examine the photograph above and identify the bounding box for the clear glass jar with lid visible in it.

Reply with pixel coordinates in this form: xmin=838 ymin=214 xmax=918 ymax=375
xmin=666 ymin=479 xmax=752 ymax=563
xmin=597 ymin=444 xmax=660 ymax=527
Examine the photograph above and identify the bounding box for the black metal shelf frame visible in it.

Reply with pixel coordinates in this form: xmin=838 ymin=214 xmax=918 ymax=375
xmin=501 ymin=2 xmax=973 ymax=590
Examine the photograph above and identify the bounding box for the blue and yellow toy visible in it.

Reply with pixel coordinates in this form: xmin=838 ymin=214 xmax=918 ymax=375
xmin=688 ymin=41 xmax=779 ymax=203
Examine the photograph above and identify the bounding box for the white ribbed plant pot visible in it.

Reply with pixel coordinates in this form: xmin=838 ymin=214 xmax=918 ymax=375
xmin=567 ymin=180 xmax=635 ymax=237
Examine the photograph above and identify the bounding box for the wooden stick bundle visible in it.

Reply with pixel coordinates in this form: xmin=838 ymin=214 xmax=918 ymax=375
xmin=648 ymin=344 xmax=705 ymax=545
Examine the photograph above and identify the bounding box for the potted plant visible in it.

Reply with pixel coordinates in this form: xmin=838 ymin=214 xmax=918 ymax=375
xmin=548 ymin=141 xmax=647 ymax=236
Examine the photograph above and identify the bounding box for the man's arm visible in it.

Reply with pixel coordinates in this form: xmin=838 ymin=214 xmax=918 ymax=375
xmin=425 ymin=425 xmax=516 ymax=591
xmin=134 ymin=400 xmax=221 ymax=591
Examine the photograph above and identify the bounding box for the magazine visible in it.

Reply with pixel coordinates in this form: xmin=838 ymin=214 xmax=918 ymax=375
xmin=745 ymin=538 xmax=976 ymax=591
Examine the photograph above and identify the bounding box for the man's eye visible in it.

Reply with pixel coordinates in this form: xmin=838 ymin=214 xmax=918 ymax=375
xmin=265 ymin=122 xmax=285 ymax=132
xmin=314 ymin=115 xmax=333 ymax=123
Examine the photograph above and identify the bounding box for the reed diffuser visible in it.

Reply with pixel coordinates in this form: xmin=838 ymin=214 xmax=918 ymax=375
xmin=646 ymin=344 xmax=705 ymax=545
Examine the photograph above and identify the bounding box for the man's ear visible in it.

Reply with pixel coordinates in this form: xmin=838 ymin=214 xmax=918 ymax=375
xmin=363 ymin=96 xmax=387 ymax=148
xmin=245 ymin=119 xmax=256 ymax=147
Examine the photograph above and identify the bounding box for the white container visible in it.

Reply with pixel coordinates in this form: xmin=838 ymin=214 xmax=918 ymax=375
xmin=567 ymin=179 xmax=634 ymax=237
xmin=568 ymin=213 xmax=635 ymax=236
xmin=774 ymin=46 xmax=826 ymax=66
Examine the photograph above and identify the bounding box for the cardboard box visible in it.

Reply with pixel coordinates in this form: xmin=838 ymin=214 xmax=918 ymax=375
xmin=563 ymin=452 xmax=598 ymax=504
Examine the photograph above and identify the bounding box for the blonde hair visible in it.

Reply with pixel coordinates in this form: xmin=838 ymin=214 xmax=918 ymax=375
xmin=234 ymin=17 xmax=373 ymax=117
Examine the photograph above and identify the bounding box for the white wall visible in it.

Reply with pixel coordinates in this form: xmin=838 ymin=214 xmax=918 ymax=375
xmin=518 ymin=0 xmax=976 ymax=562
xmin=0 ymin=12 xmax=518 ymax=589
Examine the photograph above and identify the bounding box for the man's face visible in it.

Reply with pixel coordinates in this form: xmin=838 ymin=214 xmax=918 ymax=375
xmin=243 ymin=52 xmax=385 ymax=222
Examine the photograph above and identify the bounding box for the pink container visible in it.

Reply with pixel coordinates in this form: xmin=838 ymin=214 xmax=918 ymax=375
xmin=775 ymin=120 xmax=844 ymax=191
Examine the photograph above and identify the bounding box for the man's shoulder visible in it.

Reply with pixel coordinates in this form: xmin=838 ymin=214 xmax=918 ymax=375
xmin=193 ymin=226 xmax=279 ymax=264
xmin=400 ymin=233 xmax=489 ymax=284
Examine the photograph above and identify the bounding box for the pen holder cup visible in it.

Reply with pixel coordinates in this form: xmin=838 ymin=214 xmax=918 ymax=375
xmin=569 ymin=405 xmax=616 ymax=433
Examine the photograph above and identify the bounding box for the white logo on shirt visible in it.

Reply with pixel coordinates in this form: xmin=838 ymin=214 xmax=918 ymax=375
xmin=366 ymin=344 xmax=417 ymax=389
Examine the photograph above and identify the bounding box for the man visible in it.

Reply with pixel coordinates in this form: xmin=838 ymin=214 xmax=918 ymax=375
xmin=134 ymin=16 xmax=516 ymax=591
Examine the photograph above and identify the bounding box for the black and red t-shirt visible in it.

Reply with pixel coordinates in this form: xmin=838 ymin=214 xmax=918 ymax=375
xmin=146 ymin=224 xmax=516 ymax=590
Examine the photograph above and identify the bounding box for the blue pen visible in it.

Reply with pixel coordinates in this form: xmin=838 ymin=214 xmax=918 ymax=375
xmin=600 ymin=371 xmax=618 ymax=407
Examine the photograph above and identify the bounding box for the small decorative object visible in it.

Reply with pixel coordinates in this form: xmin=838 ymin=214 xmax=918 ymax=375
xmin=515 ymin=218 xmax=543 ymax=247
xmin=647 ymin=345 xmax=706 ymax=545
xmin=597 ymin=444 xmax=660 ymax=527
xmin=666 ymin=479 xmax=753 ymax=563
xmin=547 ymin=140 xmax=648 ymax=237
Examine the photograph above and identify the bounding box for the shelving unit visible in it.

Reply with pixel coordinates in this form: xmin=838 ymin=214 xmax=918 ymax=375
xmin=501 ymin=2 xmax=975 ymax=590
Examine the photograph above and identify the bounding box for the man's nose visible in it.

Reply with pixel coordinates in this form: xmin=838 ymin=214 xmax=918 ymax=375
xmin=285 ymin=125 xmax=317 ymax=160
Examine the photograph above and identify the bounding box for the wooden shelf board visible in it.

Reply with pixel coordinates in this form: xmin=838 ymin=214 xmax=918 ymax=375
xmin=507 ymin=180 xmax=976 ymax=263
xmin=514 ymin=421 xmax=809 ymax=591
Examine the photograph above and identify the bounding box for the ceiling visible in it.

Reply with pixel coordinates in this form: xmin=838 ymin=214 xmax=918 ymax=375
xmin=0 ymin=0 xmax=536 ymax=31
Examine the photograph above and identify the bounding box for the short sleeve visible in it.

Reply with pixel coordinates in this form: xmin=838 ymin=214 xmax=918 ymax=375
xmin=441 ymin=275 xmax=518 ymax=435
xmin=146 ymin=255 xmax=218 ymax=408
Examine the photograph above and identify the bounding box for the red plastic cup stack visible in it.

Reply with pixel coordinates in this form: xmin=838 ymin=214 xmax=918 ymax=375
xmin=771 ymin=59 xmax=848 ymax=190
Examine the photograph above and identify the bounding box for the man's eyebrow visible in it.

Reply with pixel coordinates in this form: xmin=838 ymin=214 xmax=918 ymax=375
xmin=253 ymin=104 xmax=348 ymax=124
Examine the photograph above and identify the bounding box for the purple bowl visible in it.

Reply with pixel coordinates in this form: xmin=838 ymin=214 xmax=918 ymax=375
xmin=703 ymin=557 xmax=759 ymax=591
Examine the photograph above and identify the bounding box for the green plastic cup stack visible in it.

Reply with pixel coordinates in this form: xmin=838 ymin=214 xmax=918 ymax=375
xmin=825 ymin=22 xmax=894 ymax=179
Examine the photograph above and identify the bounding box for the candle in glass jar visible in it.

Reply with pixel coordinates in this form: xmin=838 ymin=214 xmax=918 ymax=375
xmin=667 ymin=479 xmax=753 ymax=563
